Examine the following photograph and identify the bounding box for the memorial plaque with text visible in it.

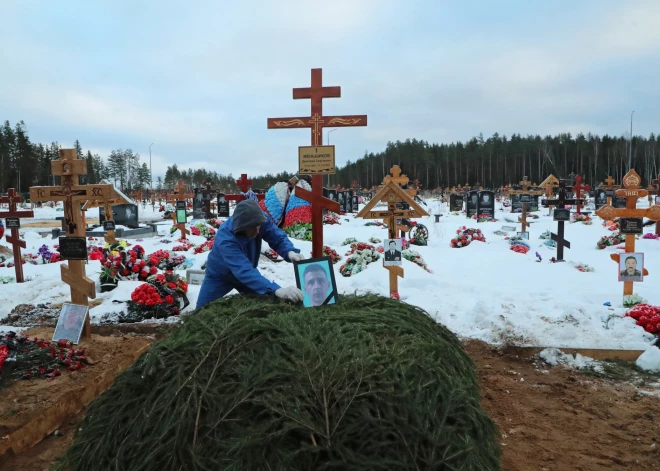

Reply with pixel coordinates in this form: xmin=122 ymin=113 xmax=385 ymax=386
xmin=620 ymin=217 xmax=643 ymax=234
xmin=58 ymin=237 xmax=88 ymax=260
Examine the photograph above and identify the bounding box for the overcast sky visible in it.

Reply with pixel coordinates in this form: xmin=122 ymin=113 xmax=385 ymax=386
xmin=2 ymin=0 xmax=659 ymax=180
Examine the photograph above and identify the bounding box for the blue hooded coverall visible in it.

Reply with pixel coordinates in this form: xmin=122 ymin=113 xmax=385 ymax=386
xmin=195 ymin=199 xmax=300 ymax=308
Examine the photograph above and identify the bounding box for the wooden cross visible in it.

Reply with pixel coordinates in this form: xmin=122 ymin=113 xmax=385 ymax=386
xmin=268 ymin=68 xmax=367 ymax=257
xmin=381 ymin=166 xmax=417 ymax=235
xmin=518 ymin=204 xmax=530 ymax=233
xmin=541 ymin=180 xmax=585 ymax=262
xmin=519 ymin=176 xmax=532 ymax=192
xmin=572 ymin=174 xmax=591 ymax=214
xmin=30 ymin=149 xmax=113 ymax=337
xmin=595 ymin=169 xmax=660 ymax=296
xmin=356 ymin=181 xmax=429 ymax=296
xmin=81 ymin=180 xmax=131 ymax=245
xmin=225 ymin=173 xmax=265 ymax=204
xmin=600 ymin=175 xmax=621 ymax=206
xmin=166 ymin=179 xmax=193 ymax=239
xmin=509 ymin=176 xmax=544 ymax=215
xmin=538 ymin=175 xmax=560 ymax=214
xmin=0 ymin=188 xmax=34 ymax=283
xmin=652 ymin=174 xmax=660 ymax=235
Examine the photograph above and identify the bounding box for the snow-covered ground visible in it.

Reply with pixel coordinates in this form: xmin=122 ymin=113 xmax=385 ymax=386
xmin=2 ymin=199 xmax=660 ymax=352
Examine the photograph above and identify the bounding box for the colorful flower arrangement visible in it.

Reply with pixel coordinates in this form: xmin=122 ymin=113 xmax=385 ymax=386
xmin=402 ymin=249 xmax=431 ymax=272
xmin=510 ymin=244 xmax=530 ymax=254
xmin=126 ymin=271 xmax=189 ymax=321
xmin=146 ymin=249 xmax=188 ymax=271
xmin=95 ymin=244 xmax=153 ymax=289
xmin=450 ymin=227 xmax=486 ymax=248
xmin=643 ymin=233 xmax=659 ymax=240
xmin=603 ymin=219 xmax=620 ymax=231
xmin=369 ymin=237 xmax=382 ymax=244
xmin=574 ymin=263 xmax=595 ymax=272
xmin=390 ymin=292 xmax=400 ymax=300
xmin=206 ymin=218 xmax=224 ymax=229
xmin=323 ymin=213 xmax=340 ymax=225
xmin=191 ymin=222 xmax=216 ymax=240
xmin=625 ymin=303 xmax=660 ymax=334
xmin=311 ymin=245 xmax=341 ymax=264
xmin=261 ymin=182 xmax=290 ymax=225
xmin=36 ymin=245 xmax=61 ymax=264
xmin=573 ymin=214 xmax=592 ymax=224
xmin=473 ymin=213 xmax=496 ymax=223
xmin=342 ymin=237 xmax=359 ymax=246
xmin=339 ymin=244 xmax=381 ymax=277
xmin=0 ymin=332 xmax=88 ymax=384
xmin=283 ymin=180 xmax=312 ymax=229
xmin=172 ymin=239 xmax=193 ymax=252
xmin=285 ymin=222 xmax=312 ymax=241
xmin=623 ymin=294 xmax=647 ymax=308
xmin=194 ymin=239 xmax=214 ymax=254
xmin=596 ymin=233 xmax=625 ymax=249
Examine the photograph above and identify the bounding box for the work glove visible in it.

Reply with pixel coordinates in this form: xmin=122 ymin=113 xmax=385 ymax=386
xmin=287 ymin=251 xmax=306 ymax=262
xmin=275 ymin=286 xmax=304 ymax=302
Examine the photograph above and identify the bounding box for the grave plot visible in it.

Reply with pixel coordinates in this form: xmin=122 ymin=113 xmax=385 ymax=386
xmin=0 ymin=326 xmax=153 ymax=466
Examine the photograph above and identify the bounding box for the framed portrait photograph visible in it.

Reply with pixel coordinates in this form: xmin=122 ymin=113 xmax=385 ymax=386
xmin=53 ymin=303 xmax=89 ymax=344
xmin=383 ymin=238 xmax=403 ymax=266
xmin=618 ymin=253 xmax=644 ymax=282
xmin=516 ymin=231 xmax=529 ymax=240
xmin=294 ymin=256 xmax=339 ymax=308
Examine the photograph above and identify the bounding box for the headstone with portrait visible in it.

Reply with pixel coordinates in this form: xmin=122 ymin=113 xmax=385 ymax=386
xmin=477 ymin=190 xmax=495 ymax=219
xmin=595 ymin=189 xmax=608 ymax=210
xmin=345 ymin=190 xmax=354 ymax=213
xmin=217 ymin=193 xmax=230 ymax=217
xmin=449 ymin=193 xmax=464 ymax=212
xmin=466 ymin=190 xmax=479 ymax=218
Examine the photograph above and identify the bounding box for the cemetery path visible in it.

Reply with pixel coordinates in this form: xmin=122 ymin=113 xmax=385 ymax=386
xmin=466 ymin=340 xmax=659 ymax=471
xmin=3 ymin=338 xmax=658 ymax=470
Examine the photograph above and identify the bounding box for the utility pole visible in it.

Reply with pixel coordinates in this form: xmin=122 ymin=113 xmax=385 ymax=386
xmin=149 ymin=143 xmax=153 ymax=191
xmin=629 ymin=111 xmax=634 ymax=169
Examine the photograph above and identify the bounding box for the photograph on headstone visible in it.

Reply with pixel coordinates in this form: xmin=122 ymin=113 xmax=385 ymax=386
xmin=217 ymin=193 xmax=230 ymax=217
xmin=618 ymin=253 xmax=643 ymax=282
xmin=327 ymin=189 xmax=337 ymax=202
xmin=466 ymin=190 xmax=479 ymax=217
xmin=477 ymin=190 xmax=495 ymax=219
xmin=383 ymin=239 xmax=403 ymax=266
xmin=53 ymin=303 xmax=89 ymax=344
xmin=338 ymin=191 xmax=346 ymax=213
xmin=345 ymin=191 xmax=354 ymax=213
xmin=595 ymin=190 xmax=607 ymax=209
xmin=293 ymin=257 xmax=338 ymax=308
xmin=511 ymin=194 xmax=523 ymax=213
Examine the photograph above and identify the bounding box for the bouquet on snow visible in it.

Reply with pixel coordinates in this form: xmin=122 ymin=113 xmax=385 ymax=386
xmin=92 ymin=244 xmax=155 ymax=287
xmin=310 ymin=245 xmax=341 ymax=264
xmin=451 ymin=227 xmax=486 ymax=248
xmin=402 ymin=249 xmax=431 ymax=272
xmin=625 ymin=303 xmax=660 ymax=335
xmin=573 ymin=214 xmax=592 ymax=224
xmin=596 ymin=233 xmax=625 ymax=249
xmin=323 ymin=213 xmax=340 ymax=225
xmin=206 ymin=218 xmax=224 ymax=229
xmin=126 ymin=271 xmax=189 ymax=321
xmin=194 ymin=240 xmax=214 ymax=254
xmin=339 ymin=242 xmax=380 ymax=277
xmin=190 ymin=222 xmax=216 ymax=240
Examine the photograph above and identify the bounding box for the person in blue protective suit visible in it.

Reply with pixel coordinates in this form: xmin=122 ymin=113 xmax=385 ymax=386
xmin=196 ymin=199 xmax=305 ymax=308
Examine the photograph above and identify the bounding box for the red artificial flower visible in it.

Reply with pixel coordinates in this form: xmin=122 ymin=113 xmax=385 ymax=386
xmin=165 ymin=295 xmax=174 ymax=304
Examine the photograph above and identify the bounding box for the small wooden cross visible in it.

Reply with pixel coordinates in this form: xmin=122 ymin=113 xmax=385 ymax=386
xmin=30 ymin=149 xmax=113 ymax=338
xmin=595 ymin=169 xmax=660 ymax=296
xmin=541 ymin=180 xmax=584 ymax=261
xmin=356 ymin=182 xmax=429 ymax=296
xmin=519 ymin=176 xmax=532 ymax=192
xmin=572 ymin=174 xmax=591 ymax=214
xmin=166 ymin=179 xmax=193 ymax=239
xmin=600 ymin=175 xmax=620 ymax=206
xmin=0 ymin=188 xmax=34 ymax=283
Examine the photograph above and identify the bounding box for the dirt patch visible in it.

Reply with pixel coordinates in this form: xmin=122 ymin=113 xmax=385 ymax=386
xmin=2 ymin=337 xmax=659 ymax=470
xmin=465 ymin=340 xmax=660 ymax=471
xmin=0 ymin=327 xmax=153 ymax=467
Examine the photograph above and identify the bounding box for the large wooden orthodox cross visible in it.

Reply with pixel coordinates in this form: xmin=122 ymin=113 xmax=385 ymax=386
xmin=572 ymin=175 xmax=591 ymax=214
xmin=0 ymin=188 xmax=34 ymax=283
xmin=509 ymin=176 xmax=544 ymax=228
xmin=381 ymin=165 xmax=417 ymax=235
xmin=652 ymin=174 xmax=660 ymax=235
xmin=166 ymin=179 xmax=193 ymax=239
xmin=225 ymin=173 xmax=265 ymax=204
xmin=30 ymin=149 xmax=113 ymax=338
xmin=357 ymin=182 xmax=429 ymax=296
xmin=538 ymin=174 xmax=559 ymax=214
xmin=596 ymin=170 xmax=660 ymax=297
xmin=541 ymin=180 xmax=584 ymax=262
xmin=268 ymin=68 xmax=367 ymax=258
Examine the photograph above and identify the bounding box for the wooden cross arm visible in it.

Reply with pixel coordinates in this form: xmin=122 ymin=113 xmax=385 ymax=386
xmin=384 ymin=262 xmax=404 ymax=278
xmin=267 ymin=115 xmax=368 ymax=129
xmin=609 ymin=253 xmax=649 ymax=276
xmin=295 ymin=187 xmax=340 ymax=213
xmin=6 ymin=232 xmax=27 ymax=249
xmin=61 ymin=264 xmax=96 ymax=299
xmin=0 ymin=209 xmax=34 ymax=218
xmin=596 ymin=205 xmax=660 ymax=221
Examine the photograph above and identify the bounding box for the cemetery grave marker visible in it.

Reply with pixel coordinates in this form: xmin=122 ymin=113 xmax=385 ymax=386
xmin=572 ymin=174 xmax=591 ymax=215
xmin=82 ymin=181 xmax=132 ymax=245
xmin=509 ymin=176 xmax=544 ymax=232
xmin=225 ymin=174 xmax=266 ymax=204
xmin=652 ymin=174 xmax=660 ymax=235
xmin=30 ymin=149 xmax=113 ymax=338
xmin=194 ymin=180 xmax=217 ymax=219
xmin=379 ymin=166 xmax=418 ymax=234
xmin=268 ymin=68 xmax=366 ymax=257
xmin=166 ymin=179 xmax=193 ymax=239
xmin=601 ymin=175 xmax=620 ymax=206
xmin=357 ymin=181 xmax=429 ymax=296
xmin=477 ymin=190 xmax=495 ymax=219
xmin=541 ymin=179 xmax=585 ymax=262
xmin=449 ymin=192 xmax=464 ymax=212
xmin=217 ymin=193 xmax=230 ymax=217
xmin=466 ymin=190 xmax=479 ymax=218
xmin=0 ymin=188 xmax=34 ymax=283
xmin=538 ymin=174 xmax=559 ymax=214
xmin=595 ymin=169 xmax=660 ymax=296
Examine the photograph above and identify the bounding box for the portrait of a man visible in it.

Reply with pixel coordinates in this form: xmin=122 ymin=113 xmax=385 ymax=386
xmin=480 ymin=193 xmax=491 ymax=205
xmin=218 ymin=195 xmax=226 ymax=203
xmin=619 ymin=254 xmax=643 ymax=282
xmin=294 ymin=257 xmax=338 ymax=308
xmin=383 ymin=239 xmax=402 ymax=266
xmin=470 ymin=194 xmax=478 ymax=206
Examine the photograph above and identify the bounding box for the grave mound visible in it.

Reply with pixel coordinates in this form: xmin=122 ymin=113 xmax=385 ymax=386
xmin=59 ymin=294 xmax=500 ymax=471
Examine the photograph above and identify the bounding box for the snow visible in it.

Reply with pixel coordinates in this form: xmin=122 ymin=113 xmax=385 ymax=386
xmin=636 ymin=347 xmax=660 ymax=372
xmin=2 ymin=198 xmax=660 ymax=352
xmin=538 ymin=348 xmax=600 ymax=370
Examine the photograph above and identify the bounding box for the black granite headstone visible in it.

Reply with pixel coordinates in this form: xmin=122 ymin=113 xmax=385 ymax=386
xmin=477 ymin=190 xmax=495 ymax=219
xmin=466 ymin=190 xmax=479 ymax=217
xmin=449 ymin=193 xmax=464 ymax=212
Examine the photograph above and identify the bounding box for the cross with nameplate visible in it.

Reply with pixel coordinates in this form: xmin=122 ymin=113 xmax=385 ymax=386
xmin=541 ymin=179 xmax=584 ymax=262
xmin=30 ymin=149 xmax=113 ymax=338
xmin=166 ymin=179 xmax=193 ymax=239
xmin=268 ymin=68 xmax=367 ymax=257
xmin=0 ymin=188 xmax=34 ymax=283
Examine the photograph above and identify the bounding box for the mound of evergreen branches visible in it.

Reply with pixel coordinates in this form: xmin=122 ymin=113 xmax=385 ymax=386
xmin=58 ymin=294 xmax=500 ymax=471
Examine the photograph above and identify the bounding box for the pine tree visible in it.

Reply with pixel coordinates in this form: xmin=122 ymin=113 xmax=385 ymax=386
xmin=86 ymin=150 xmax=97 ymax=184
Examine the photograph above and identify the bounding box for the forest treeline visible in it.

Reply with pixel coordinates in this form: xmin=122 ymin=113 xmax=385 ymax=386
xmin=2 ymin=120 xmax=658 ymax=195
